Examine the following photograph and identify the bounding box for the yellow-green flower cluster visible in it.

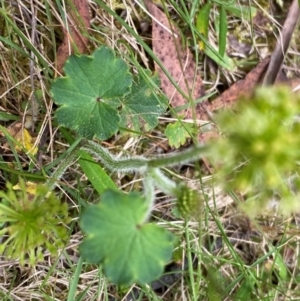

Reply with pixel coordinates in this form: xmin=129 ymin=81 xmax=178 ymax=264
xmin=208 ymin=86 xmax=300 ymax=214
xmin=0 ymin=180 xmax=70 ymax=265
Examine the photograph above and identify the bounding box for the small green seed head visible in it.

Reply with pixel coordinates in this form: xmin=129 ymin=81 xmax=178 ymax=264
xmin=177 ymin=184 xmax=203 ymax=218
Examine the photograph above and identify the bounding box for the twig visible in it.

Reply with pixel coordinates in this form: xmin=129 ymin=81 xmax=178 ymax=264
xmin=262 ymin=0 xmax=300 ymax=86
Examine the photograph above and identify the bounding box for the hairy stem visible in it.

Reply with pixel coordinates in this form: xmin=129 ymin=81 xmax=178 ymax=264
xmin=148 ymin=168 xmax=180 ymax=197
xmin=83 ymin=141 xmax=208 ymax=173
xmin=147 ymin=144 xmax=209 ymax=168
xmin=81 ymin=140 xmax=148 ymax=173
xmin=45 ymin=149 xmax=78 ymax=191
xmin=142 ymin=175 xmax=156 ymax=222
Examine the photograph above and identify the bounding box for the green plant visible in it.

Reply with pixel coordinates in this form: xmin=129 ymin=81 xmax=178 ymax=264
xmin=0 ymin=180 xmax=70 ymax=266
xmin=50 ymin=45 xmax=300 ymax=287
xmin=50 ymin=138 xmax=207 ymax=285
xmin=195 ymin=0 xmax=257 ymax=69
xmin=51 ymin=47 xmax=166 ymax=140
xmin=165 ymin=120 xmax=198 ymax=148
xmin=208 ymin=86 xmax=300 ymax=215
xmin=50 ymin=46 xmax=207 ymax=285
xmin=2 ymin=0 xmax=300 ymax=299
xmin=79 ymin=189 xmax=174 ymax=285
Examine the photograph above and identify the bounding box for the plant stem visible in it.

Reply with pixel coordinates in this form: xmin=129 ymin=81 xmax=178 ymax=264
xmin=148 ymin=168 xmax=179 ymax=196
xmin=45 ymin=147 xmax=79 ymax=191
xmin=142 ymin=175 xmax=156 ymax=222
xmin=84 ymin=141 xmax=208 ymax=173
xmin=147 ymin=145 xmax=209 ymax=168
xmin=82 ymin=140 xmax=148 ymax=173
xmin=185 ymin=224 xmax=198 ymax=301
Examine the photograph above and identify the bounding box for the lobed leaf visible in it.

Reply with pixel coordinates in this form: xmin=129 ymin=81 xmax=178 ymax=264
xmin=120 ymin=71 xmax=166 ymax=131
xmin=165 ymin=121 xmax=196 ymax=148
xmin=79 ymin=189 xmax=174 ymax=285
xmin=51 ymin=47 xmax=132 ymax=140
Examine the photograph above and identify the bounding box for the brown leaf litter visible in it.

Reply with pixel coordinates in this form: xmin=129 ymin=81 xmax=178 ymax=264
xmin=145 ymin=0 xmax=205 ymax=120
xmin=146 ymin=0 xmax=300 ymax=142
xmin=56 ymin=0 xmax=90 ymax=73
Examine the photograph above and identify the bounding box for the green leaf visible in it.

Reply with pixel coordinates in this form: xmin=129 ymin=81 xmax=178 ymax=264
xmin=204 ymin=46 xmax=235 ymax=70
xmin=79 ymin=189 xmax=174 ymax=285
xmin=51 ymin=47 xmax=132 ymax=140
xmin=234 ymin=278 xmax=255 ymax=300
xmin=0 ymin=112 xmax=19 ymax=121
xmin=273 ymin=253 xmax=288 ymax=281
xmin=225 ymin=4 xmax=257 ymax=20
xmin=120 ymin=71 xmax=166 ymax=132
xmin=219 ymin=6 xmax=227 ymax=57
xmin=196 ymin=3 xmax=211 ymax=51
xmin=78 ymin=150 xmax=117 ymax=194
xmin=165 ymin=121 xmax=196 ymax=148
xmin=59 ymin=128 xmax=116 ymax=193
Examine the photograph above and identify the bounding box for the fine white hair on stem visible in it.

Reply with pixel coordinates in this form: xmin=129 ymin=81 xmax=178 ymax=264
xmin=147 ymin=168 xmax=178 ymax=197
xmin=81 ymin=140 xmax=149 ymax=173
xmin=147 ymin=145 xmax=209 ymax=168
xmin=82 ymin=141 xmax=208 ymax=173
xmin=46 ymin=149 xmax=78 ymax=190
xmin=142 ymin=175 xmax=156 ymax=222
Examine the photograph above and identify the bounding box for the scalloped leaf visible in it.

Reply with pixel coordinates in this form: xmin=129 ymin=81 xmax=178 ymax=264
xmin=79 ymin=189 xmax=174 ymax=285
xmin=50 ymin=47 xmax=132 ymax=140
xmin=165 ymin=121 xmax=197 ymax=148
xmin=120 ymin=71 xmax=166 ymax=131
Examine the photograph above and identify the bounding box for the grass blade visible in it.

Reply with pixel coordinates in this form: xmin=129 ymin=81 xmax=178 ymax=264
xmin=219 ymin=5 xmax=227 ymax=57
xmin=196 ymin=3 xmax=211 ymax=51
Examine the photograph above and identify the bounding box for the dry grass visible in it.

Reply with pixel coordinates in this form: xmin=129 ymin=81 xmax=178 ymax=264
xmin=0 ymin=0 xmax=300 ymax=300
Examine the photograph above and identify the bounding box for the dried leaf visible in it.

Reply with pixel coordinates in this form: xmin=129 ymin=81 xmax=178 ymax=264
xmin=198 ymin=59 xmax=269 ymax=142
xmin=2 ymin=123 xmax=38 ymax=155
xmin=56 ymin=0 xmax=90 ymax=73
xmin=145 ymin=1 xmax=205 ymax=119
xmin=206 ymin=59 xmax=269 ymax=114
xmin=16 ymin=128 xmax=38 ymax=155
xmin=145 ymin=1 xmax=300 ymax=144
xmin=200 ymin=59 xmax=300 ymax=142
xmin=13 ymin=181 xmax=38 ymax=196
xmin=205 ymin=59 xmax=300 ymax=116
